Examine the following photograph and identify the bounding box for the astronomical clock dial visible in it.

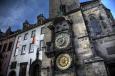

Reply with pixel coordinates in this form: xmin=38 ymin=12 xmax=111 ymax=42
xmin=56 ymin=54 xmax=72 ymax=70
xmin=55 ymin=33 xmax=70 ymax=49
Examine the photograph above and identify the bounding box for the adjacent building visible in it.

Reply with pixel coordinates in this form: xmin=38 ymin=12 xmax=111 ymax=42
xmin=0 ymin=27 xmax=17 ymax=76
xmin=7 ymin=15 xmax=52 ymax=76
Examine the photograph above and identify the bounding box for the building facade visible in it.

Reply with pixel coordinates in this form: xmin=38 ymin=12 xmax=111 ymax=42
xmin=0 ymin=27 xmax=17 ymax=76
xmin=49 ymin=0 xmax=80 ymax=18
xmin=7 ymin=21 xmax=48 ymax=76
xmin=4 ymin=0 xmax=115 ymax=76
xmin=46 ymin=0 xmax=115 ymax=76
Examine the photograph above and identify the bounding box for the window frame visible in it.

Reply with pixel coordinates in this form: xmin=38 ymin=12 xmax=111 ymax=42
xmin=14 ymin=36 xmax=21 ymax=56
xmin=39 ymin=40 xmax=45 ymax=50
xmin=31 ymin=30 xmax=36 ymax=38
xmin=89 ymin=14 xmax=102 ymax=35
xmin=29 ymin=43 xmax=34 ymax=53
xmin=24 ymin=33 xmax=28 ymax=40
xmin=14 ymin=47 xmax=19 ymax=56
xmin=21 ymin=45 xmax=26 ymax=55
xmin=41 ymin=26 xmax=46 ymax=34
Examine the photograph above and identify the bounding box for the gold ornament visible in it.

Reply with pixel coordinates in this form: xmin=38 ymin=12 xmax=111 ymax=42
xmin=56 ymin=54 xmax=72 ymax=70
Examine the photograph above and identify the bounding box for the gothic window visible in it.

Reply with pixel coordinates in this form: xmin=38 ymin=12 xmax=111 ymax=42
xmin=31 ymin=30 xmax=36 ymax=37
xmin=89 ymin=15 xmax=102 ymax=35
xmin=19 ymin=62 xmax=28 ymax=76
xmin=29 ymin=43 xmax=34 ymax=53
xmin=8 ymin=42 xmax=13 ymax=51
xmin=24 ymin=33 xmax=28 ymax=40
xmin=21 ymin=45 xmax=26 ymax=55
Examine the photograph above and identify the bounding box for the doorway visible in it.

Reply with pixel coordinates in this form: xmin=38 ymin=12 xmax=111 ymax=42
xmin=8 ymin=71 xmax=16 ymax=76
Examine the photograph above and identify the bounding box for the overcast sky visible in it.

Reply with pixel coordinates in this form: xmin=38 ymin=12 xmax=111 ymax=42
xmin=0 ymin=0 xmax=115 ymax=32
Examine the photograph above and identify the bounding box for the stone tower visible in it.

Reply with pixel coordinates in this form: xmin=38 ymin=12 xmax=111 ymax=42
xmin=49 ymin=0 xmax=80 ymax=18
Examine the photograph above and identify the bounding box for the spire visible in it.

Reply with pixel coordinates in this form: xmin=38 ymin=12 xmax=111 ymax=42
xmin=49 ymin=0 xmax=80 ymax=18
xmin=23 ymin=20 xmax=30 ymax=30
xmin=23 ymin=20 xmax=29 ymax=25
xmin=6 ymin=26 xmax=12 ymax=35
xmin=37 ymin=14 xmax=46 ymax=25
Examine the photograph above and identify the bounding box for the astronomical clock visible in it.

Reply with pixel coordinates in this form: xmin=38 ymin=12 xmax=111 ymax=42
xmin=55 ymin=33 xmax=70 ymax=50
xmin=46 ymin=17 xmax=78 ymax=76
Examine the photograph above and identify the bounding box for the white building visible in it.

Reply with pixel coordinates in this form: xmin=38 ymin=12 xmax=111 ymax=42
xmin=7 ymin=23 xmax=46 ymax=76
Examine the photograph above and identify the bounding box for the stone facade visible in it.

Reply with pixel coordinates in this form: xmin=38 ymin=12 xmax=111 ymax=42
xmin=49 ymin=0 xmax=80 ymax=18
xmin=1 ymin=0 xmax=115 ymax=76
xmin=45 ymin=0 xmax=115 ymax=76
xmin=0 ymin=30 xmax=16 ymax=76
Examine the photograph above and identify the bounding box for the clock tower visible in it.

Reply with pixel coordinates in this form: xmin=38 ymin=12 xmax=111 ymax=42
xmin=49 ymin=0 xmax=80 ymax=18
xmin=46 ymin=17 xmax=78 ymax=76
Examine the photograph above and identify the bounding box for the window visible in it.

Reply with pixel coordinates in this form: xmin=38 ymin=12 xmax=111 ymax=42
xmin=107 ymin=46 xmax=115 ymax=55
xmin=40 ymin=40 xmax=45 ymax=50
xmin=31 ymin=30 xmax=36 ymax=37
xmin=21 ymin=45 xmax=26 ymax=55
xmin=14 ymin=36 xmax=21 ymax=56
xmin=8 ymin=42 xmax=13 ymax=51
xmin=10 ymin=61 xmax=17 ymax=69
xmin=2 ymin=43 xmax=7 ymax=52
xmin=102 ymin=21 xmax=107 ymax=29
xmin=29 ymin=43 xmax=34 ymax=53
xmin=41 ymin=27 xmax=46 ymax=34
xmin=89 ymin=15 xmax=102 ymax=35
xmin=19 ymin=62 xmax=28 ymax=76
xmin=14 ymin=48 xmax=19 ymax=56
xmin=24 ymin=33 xmax=28 ymax=40
xmin=99 ymin=15 xmax=104 ymax=20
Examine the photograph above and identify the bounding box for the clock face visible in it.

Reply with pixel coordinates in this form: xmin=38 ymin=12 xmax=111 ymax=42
xmin=56 ymin=54 xmax=72 ymax=70
xmin=55 ymin=33 xmax=70 ymax=49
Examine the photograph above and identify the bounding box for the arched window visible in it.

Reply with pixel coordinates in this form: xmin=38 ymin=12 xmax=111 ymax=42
xmin=89 ymin=15 xmax=102 ymax=36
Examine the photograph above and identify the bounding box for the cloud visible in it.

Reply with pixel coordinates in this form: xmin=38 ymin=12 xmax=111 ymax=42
xmin=0 ymin=0 xmax=49 ymax=32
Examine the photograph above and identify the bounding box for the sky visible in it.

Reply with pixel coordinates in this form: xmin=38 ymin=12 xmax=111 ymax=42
xmin=0 ymin=0 xmax=115 ymax=32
